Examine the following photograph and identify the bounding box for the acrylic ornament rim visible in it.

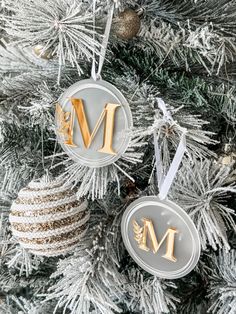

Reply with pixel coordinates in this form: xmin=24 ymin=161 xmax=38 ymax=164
xmin=56 ymin=78 xmax=133 ymax=168
xmin=121 ymin=196 xmax=201 ymax=279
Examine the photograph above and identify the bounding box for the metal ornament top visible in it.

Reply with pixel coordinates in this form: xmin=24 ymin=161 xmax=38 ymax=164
xmin=121 ymin=196 xmax=201 ymax=279
xmin=55 ymin=78 xmax=133 ymax=168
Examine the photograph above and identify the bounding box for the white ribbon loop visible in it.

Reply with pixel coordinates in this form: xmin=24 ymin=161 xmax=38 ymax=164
xmin=155 ymin=98 xmax=187 ymax=200
xmin=91 ymin=2 xmax=114 ymax=81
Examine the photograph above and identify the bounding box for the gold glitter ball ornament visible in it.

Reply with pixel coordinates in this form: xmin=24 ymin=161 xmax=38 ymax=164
xmin=217 ymin=143 xmax=236 ymax=166
xmin=9 ymin=175 xmax=90 ymax=257
xmin=218 ymin=153 xmax=236 ymax=166
xmin=33 ymin=44 xmax=54 ymax=60
xmin=113 ymin=9 xmax=141 ymax=40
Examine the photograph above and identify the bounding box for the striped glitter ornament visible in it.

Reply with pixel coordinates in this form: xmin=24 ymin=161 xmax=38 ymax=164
xmin=9 ymin=175 xmax=90 ymax=257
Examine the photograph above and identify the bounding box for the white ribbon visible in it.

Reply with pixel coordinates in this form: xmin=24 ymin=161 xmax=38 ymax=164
xmin=91 ymin=1 xmax=114 ymax=81
xmin=155 ymin=98 xmax=187 ymax=200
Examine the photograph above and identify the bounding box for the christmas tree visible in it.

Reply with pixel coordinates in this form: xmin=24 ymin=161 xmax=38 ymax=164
xmin=0 ymin=0 xmax=236 ymax=313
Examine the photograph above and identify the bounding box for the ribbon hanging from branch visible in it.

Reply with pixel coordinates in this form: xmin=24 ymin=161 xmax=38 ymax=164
xmin=91 ymin=1 xmax=114 ymax=81
xmin=154 ymin=98 xmax=187 ymax=200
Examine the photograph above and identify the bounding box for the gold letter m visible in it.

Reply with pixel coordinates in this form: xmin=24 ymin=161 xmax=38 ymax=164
xmin=133 ymin=218 xmax=178 ymax=262
xmin=56 ymin=99 xmax=120 ymax=155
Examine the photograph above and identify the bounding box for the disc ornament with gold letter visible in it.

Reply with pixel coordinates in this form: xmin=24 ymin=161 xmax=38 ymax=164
xmin=54 ymin=3 xmax=147 ymax=199
xmin=121 ymin=196 xmax=201 ymax=279
xmin=56 ymin=79 xmax=132 ymax=168
xmin=54 ymin=78 xmax=145 ymax=199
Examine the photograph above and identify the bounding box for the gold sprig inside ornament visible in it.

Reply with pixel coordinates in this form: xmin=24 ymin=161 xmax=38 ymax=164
xmin=113 ymin=9 xmax=141 ymax=40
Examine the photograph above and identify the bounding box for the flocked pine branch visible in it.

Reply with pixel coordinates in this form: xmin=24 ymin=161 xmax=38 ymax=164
xmin=0 ymin=44 xmax=77 ymax=130
xmin=169 ymin=159 xmax=236 ymax=250
xmin=210 ymin=85 xmax=236 ymax=126
xmin=6 ymin=247 xmax=43 ymax=278
xmin=18 ymin=83 xmax=56 ymax=129
xmin=51 ymin=134 xmax=145 ymax=200
xmin=0 ymin=43 xmax=76 ymax=101
xmin=0 ymin=295 xmax=57 ymax=314
xmin=0 ymin=298 xmax=11 ymax=314
xmin=111 ymin=52 xmax=236 ymax=121
xmin=0 ymin=122 xmax=54 ymax=197
xmin=110 ymin=0 xmax=236 ymax=74
xmin=0 ymin=209 xmax=55 ymax=295
xmin=0 ymin=40 xmax=58 ymax=75
xmin=137 ymin=19 xmax=236 ymax=75
xmin=0 ymin=259 xmax=57 ymax=298
xmin=0 ymin=44 xmax=81 ymax=150
xmin=115 ymin=0 xmax=236 ymax=36
xmin=170 ymin=271 xmax=209 ymax=314
xmin=46 ymin=212 xmax=126 ymax=314
xmin=2 ymin=0 xmax=102 ymax=73
xmin=0 ymin=212 xmax=13 ymax=266
xmin=124 ymin=268 xmax=179 ymax=314
xmin=104 ymin=66 xmax=157 ymax=127
xmin=207 ymin=249 xmax=236 ymax=314
xmin=135 ymin=97 xmax=216 ymax=171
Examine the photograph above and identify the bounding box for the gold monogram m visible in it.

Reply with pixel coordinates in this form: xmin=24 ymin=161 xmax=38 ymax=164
xmin=133 ymin=218 xmax=178 ymax=262
xmin=56 ymin=99 xmax=121 ymax=155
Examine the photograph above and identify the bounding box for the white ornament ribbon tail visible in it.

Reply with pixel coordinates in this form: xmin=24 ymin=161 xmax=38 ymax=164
xmin=91 ymin=1 xmax=114 ymax=81
xmin=155 ymin=98 xmax=187 ymax=200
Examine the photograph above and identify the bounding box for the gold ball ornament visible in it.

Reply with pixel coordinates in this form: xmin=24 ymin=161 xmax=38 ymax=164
xmin=113 ymin=9 xmax=141 ymax=40
xmin=219 ymin=153 xmax=236 ymax=166
xmin=217 ymin=143 xmax=236 ymax=166
xmin=33 ymin=44 xmax=54 ymax=60
xmin=9 ymin=176 xmax=90 ymax=257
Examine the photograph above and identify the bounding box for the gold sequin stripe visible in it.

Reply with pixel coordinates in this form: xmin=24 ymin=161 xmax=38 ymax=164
xmin=30 ymin=240 xmax=85 ymax=256
xmin=15 ymin=189 xmax=76 ymax=205
xmin=12 ymin=210 xmax=88 ymax=233
xmin=18 ymin=224 xmax=87 ymax=245
xmin=19 ymin=228 xmax=88 ymax=251
xmin=12 ymin=216 xmax=89 ymax=239
xmin=19 ymin=228 xmax=87 ymax=251
xmin=11 ymin=195 xmax=79 ymax=212
xmin=11 ymin=201 xmax=80 ymax=217
xmin=9 ymin=204 xmax=87 ymax=225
